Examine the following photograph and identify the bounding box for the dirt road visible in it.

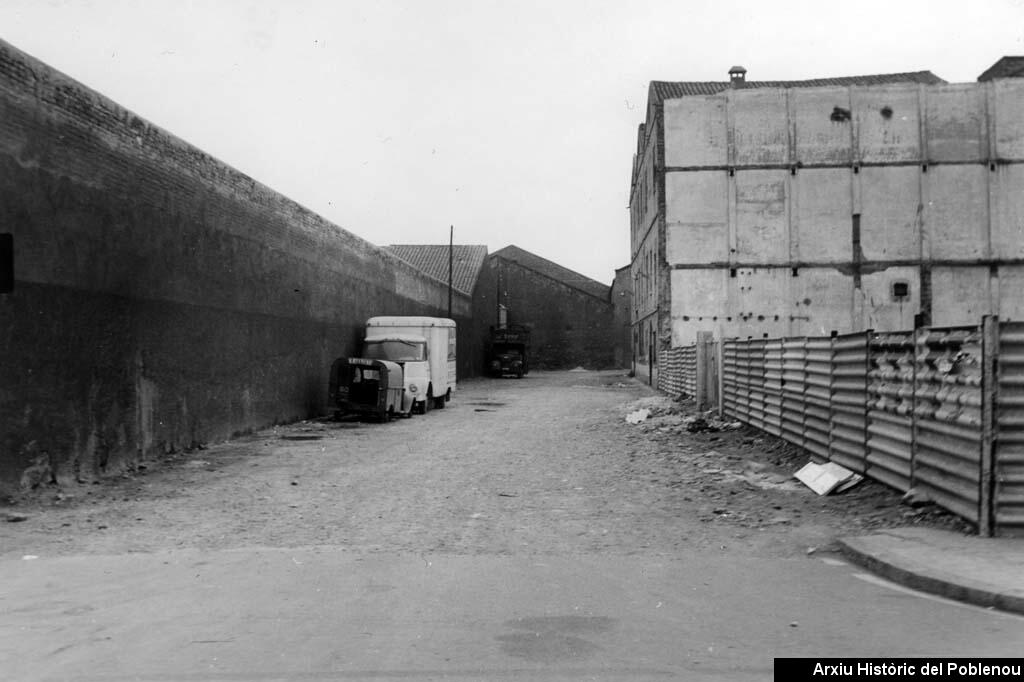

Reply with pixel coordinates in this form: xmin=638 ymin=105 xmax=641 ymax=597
xmin=8 ymin=370 xmax=1019 ymax=681
xmin=0 ymin=370 xmax=968 ymax=559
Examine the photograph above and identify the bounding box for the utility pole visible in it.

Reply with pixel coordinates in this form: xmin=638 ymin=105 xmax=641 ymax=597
xmin=447 ymin=225 xmax=453 ymax=319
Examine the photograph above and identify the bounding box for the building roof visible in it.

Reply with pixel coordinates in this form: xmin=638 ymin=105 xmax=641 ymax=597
xmin=648 ymin=70 xmax=946 ymax=105
xmin=384 ymin=244 xmax=488 ymax=296
xmin=490 ymin=245 xmax=610 ymax=300
xmin=978 ymin=56 xmax=1024 ymax=81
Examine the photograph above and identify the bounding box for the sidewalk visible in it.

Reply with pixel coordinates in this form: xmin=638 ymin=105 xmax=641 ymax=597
xmin=838 ymin=527 xmax=1024 ymax=615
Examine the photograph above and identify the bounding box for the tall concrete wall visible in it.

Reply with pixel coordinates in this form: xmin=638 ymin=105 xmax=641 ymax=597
xmin=663 ymin=81 xmax=1024 ymax=344
xmin=0 ymin=39 xmax=470 ymax=493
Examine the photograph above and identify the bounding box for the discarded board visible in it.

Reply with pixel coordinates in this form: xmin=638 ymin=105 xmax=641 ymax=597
xmin=794 ymin=461 xmax=863 ymax=496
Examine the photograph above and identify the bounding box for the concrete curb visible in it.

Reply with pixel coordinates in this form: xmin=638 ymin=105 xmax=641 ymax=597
xmin=837 ymin=536 xmax=1024 ymax=616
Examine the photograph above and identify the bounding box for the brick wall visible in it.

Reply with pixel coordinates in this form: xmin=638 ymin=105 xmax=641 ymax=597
xmin=0 ymin=39 xmax=471 ymax=493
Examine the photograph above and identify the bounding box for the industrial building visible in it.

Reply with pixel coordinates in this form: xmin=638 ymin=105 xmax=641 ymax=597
xmin=389 ymin=244 xmax=617 ymax=370
xmin=629 ymin=62 xmax=1024 ymax=383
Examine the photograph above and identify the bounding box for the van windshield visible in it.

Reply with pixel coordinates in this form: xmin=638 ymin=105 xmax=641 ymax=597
xmin=363 ymin=340 xmax=427 ymax=363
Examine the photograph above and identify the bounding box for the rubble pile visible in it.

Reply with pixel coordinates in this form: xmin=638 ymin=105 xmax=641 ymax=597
xmin=620 ymin=394 xmax=975 ymax=537
xmin=623 ymin=397 xmax=741 ymax=435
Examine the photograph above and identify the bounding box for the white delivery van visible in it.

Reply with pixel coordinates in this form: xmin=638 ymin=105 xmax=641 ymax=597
xmin=364 ymin=317 xmax=456 ymax=413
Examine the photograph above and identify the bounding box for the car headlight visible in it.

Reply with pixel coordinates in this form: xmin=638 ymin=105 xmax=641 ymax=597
xmin=409 ymin=384 xmax=418 ymax=393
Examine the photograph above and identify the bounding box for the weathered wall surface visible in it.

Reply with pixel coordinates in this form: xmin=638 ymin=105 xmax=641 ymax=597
xmin=479 ymin=258 xmax=615 ymax=370
xmin=610 ymin=266 xmax=633 ymax=368
xmin=465 ymin=263 xmax=498 ymax=377
xmin=0 ymin=39 xmax=470 ymax=493
xmin=629 ymin=116 xmax=665 ymax=382
xmin=663 ymin=81 xmax=1024 ymax=344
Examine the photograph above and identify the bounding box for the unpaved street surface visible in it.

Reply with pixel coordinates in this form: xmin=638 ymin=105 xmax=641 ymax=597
xmin=7 ymin=370 xmax=1016 ymax=682
xmin=1 ymin=370 xmax=967 ymax=559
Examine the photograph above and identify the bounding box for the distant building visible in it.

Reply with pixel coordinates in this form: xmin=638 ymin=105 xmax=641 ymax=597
xmin=610 ymin=265 xmax=633 ymax=370
xmin=628 ymin=63 xmax=1024 ymax=383
xmin=385 ymin=244 xmax=493 ymax=378
xmin=385 ymin=244 xmax=617 ymax=372
xmin=978 ymin=56 xmax=1024 ymax=81
xmin=483 ymin=246 xmax=616 ymax=370
xmin=385 ymin=244 xmax=489 ymax=298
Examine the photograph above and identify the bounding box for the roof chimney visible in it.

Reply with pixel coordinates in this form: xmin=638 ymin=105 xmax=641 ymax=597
xmin=729 ymin=65 xmax=747 ymax=88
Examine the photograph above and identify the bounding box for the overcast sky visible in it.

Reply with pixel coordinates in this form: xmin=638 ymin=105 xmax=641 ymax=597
xmin=1 ymin=1 xmax=1023 ymax=284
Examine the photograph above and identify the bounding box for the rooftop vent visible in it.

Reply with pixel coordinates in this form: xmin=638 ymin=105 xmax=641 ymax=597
xmin=729 ymin=65 xmax=747 ymax=88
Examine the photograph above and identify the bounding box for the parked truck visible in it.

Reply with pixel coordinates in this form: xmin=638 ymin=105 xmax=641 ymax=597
xmin=328 ymin=357 xmax=410 ymax=421
xmin=363 ymin=316 xmax=456 ymax=413
xmin=488 ymin=325 xmax=530 ymax=378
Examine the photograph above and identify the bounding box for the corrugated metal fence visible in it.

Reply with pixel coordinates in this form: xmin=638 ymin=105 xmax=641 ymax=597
xmin=996 ymin=322 xmax=1024 ymax=534
xmin=704 ymin=317 xmax=1022 ymax=536
xmin=658 ymin=345 xmax=697 ymax=398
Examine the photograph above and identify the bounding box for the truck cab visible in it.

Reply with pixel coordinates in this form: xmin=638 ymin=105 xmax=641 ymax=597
xmin=362 ymin=334 xmax=429 ymax=414
xmin=365 ymin=317 xmax=456 ymax=413
xmin=488 ymin=325 xmax=531 ymax=378
xmin=328 ymin=357 xmax=409 ymax=421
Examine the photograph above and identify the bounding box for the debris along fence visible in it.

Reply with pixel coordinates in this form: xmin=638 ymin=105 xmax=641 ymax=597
xmin=717 ymin=317 xmax=1024 ymax=537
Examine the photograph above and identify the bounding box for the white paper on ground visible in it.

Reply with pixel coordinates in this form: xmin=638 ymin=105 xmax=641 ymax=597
xmin=625 ymin=409 xmax=650 ymax=424
xmin=794 ymin=461 xmax=861 ymax=495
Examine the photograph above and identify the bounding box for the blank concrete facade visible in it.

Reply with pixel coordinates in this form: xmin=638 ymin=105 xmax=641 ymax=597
xmin=630 ymin=69 xmax=1024 ymax=367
